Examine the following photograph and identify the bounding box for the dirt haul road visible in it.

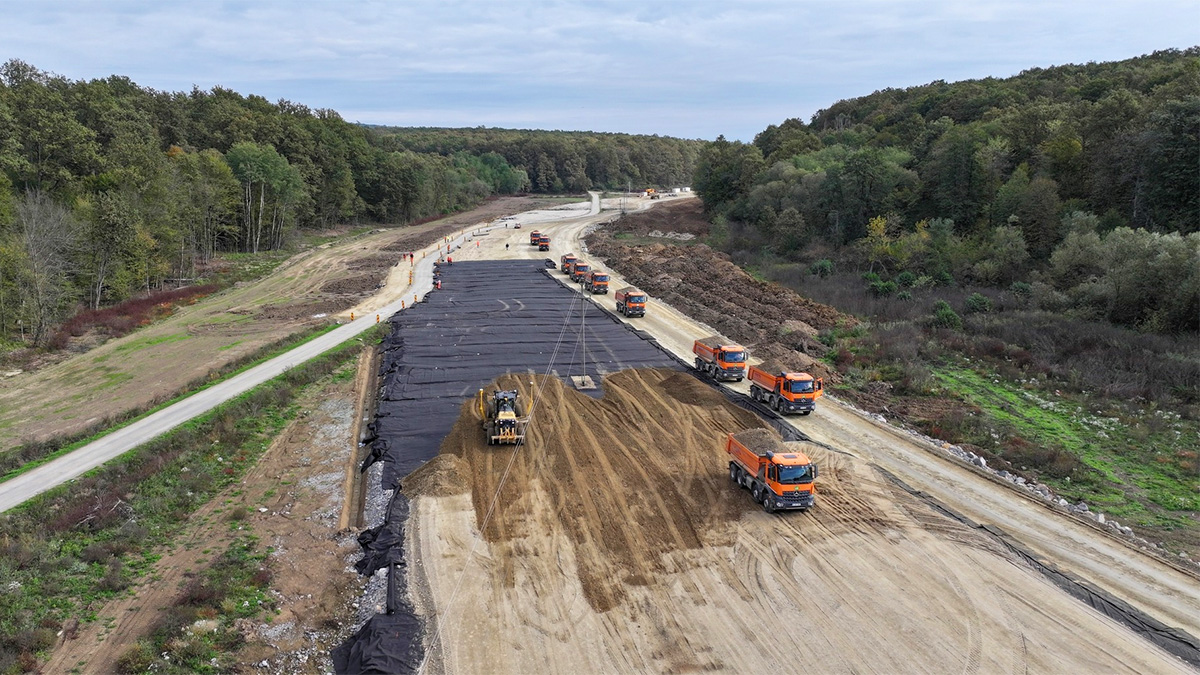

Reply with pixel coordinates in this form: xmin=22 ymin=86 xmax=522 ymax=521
xmin=400 ymin=194 xmax=1199 ymax=673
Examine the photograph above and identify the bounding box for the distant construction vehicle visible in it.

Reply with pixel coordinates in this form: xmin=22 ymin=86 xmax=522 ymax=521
xmin=748 ymin=363 xmax=824 ymax=415
xmin=614 ymin=287 xmax=647 ymax=317
xmin=584 ymin=270 xmax=609 ymax=294
xmin=529 ymin=230 xmax=542 ymax=246
xmin=570 ymin=260 xmax=591 ymax=283
xmin=726 ymin=429 xmax=817 ymax=513
xmin=560 ymin=253 xmax=577 ymax=274
xmin=646 ymin=188 xmax=660 ymax=200
xmin=693 ymin=336 xmax=747 ymax=381
xmin=538 ymin=235 xmax=551 ymax=251
xmin=480 ymin=389 xmax=527 ymax=445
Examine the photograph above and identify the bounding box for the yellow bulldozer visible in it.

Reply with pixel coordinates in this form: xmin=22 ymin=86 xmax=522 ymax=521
xmin=480 ymin=389 xmax=528 ymax=445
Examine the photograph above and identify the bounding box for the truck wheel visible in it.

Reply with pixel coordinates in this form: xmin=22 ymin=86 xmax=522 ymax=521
xmin=729 ymin=464 xmax=739 ymax=482
xmin=750 ymin=483 xmax=762 ymax=503
xmin=762 ymin=491 xmax=776 ymax=513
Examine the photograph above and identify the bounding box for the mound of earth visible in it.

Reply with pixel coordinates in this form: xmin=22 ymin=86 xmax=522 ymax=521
xmin=425 ymin=368 xmax=766 ymax=612
xmin=587 ymin=201 xmax=853 ymax=382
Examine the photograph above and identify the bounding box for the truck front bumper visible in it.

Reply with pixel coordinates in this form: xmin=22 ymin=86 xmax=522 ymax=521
xmin=717 ymin=369 xmax=744 ymax=381
xmin=772 ymin=491 xmax=815 ymax=509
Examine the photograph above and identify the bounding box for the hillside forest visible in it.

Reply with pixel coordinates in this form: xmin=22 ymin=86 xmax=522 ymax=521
xmin=0 ymin=59 xmax=701 ymax=346
xmin=694 ymin=48 xmax=1198 ymax=335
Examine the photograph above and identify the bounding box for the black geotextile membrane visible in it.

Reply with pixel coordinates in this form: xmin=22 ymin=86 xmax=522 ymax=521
xmin=366 ymin=259 xmax=682 ymax=492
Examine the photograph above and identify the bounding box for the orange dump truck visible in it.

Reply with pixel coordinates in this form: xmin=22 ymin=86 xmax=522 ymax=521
xmin=584 ymin=270 xmax=609 ymax=294
xmin=538 ymin=234 xmax=551 ymax=251
xmin=726 ymin=429 xmax=817 ymax=513
xmin=560 ymin=253 xmax=577 ymax=274
xmin=748 ymin=362 xmax=824 ymax=415
xmin=570 ymin=261 xmax=591 ymax=283
xmin=614 ymin=287 xmax=647 ymax=317
xmin=692 ymin=336 xmax=747 ymax=381
xmin=529 ymin=230 xmax=542 ymax=246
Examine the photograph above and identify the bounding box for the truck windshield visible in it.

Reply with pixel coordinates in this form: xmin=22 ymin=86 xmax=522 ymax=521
xmin=723 ymin=351 xmax=745 ymax=363
xmin=595 ymin=275 xmax=608 ymax=281
xmin=630 ymin=295 xmax=646 ymax=303
xmin=778 ymin=465 xmax=813 ymax=484
xmin=789 ymin=380 xmax=815 ymax=394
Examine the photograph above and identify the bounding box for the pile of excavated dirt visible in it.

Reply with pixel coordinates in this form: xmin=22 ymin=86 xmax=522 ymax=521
xmin=426 ymin=368 xmax=765 ymax=612
xmin=586 ymin=202 xmax=852 ymax=382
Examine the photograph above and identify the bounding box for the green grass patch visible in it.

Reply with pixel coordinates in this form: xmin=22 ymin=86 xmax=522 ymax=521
xmin=933 ymin=365 xmax=1199 ymax=527
xmin=216 ymin=340 xmax=244 ymax=352
xmin=0 ymin=322 xmax=343 ymax=483
xmin=112 ymin=332 xmax=190 ymax=355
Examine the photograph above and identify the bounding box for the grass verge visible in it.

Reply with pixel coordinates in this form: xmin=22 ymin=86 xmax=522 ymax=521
xmin=0 ymin=322 xmax=342 ymax=482
xmin=0 ymin=324 xmax=385 ymax=673
xmin=933 ymin=365 xmax=1199 ymax=528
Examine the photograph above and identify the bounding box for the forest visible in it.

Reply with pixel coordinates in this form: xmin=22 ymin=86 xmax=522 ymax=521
xmin=0 ymin=60 xmax=699 ymax=346
xmin=693 ymin=48 xmax=1199 ymax=334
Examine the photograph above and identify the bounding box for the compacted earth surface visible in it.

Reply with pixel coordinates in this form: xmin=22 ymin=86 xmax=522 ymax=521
xmin=403 ymin=368 xmax=1191 ymax=674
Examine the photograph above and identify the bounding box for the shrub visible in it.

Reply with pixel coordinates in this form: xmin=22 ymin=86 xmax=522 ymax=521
xmin=896 ymin=290 xmax=913 ymax=301
xmin=862 ymin=271 xmax=881 ymax=283
xmin=869 ymin=280 xmax=898 ymax=297
xmin=935 ymin=270 xmax=954 ymax=286
xmin=896 ymin=271 xmax=917 ymax=287
xmin=965 ymin=293 xmax=993 ymax=314
xmin=810 ymin=258 xmax=834 ymax=278
xmin=117 ymin=643 xmax=155 ymax=674
xmin=931 ymin=301 xmax=963 ymax=330
xmin=1010 ymin=281 xmax=1032 ymax=298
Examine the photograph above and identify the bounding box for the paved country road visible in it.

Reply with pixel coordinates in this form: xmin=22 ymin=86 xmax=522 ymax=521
xmin=0 ymin=193 xmax=602 ymax=514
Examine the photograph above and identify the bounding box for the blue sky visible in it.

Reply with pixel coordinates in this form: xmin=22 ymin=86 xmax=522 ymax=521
xmin=3 ymin=1 xmax=1197 ymax=140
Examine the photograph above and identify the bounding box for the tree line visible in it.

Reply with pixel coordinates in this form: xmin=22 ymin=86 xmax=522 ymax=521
xmin=0 ymin=60 xmax=699 ymax=345
xmin=693 ymin=48 xmax=1199 ymax=333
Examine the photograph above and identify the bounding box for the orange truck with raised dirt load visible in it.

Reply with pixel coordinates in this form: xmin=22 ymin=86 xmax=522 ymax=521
xmin=560 ymin=253 xmax=577 ymax=274
xmin=529 ymin=230 xmax=542 ymax=246
xmin=726 ymin=429 xmax=817 ymax=513
xmin=748 ymin=362 xmax=824 ymax=415
xmin=538 ymin=235 xmax=551 ymax=251
xmin=584 ymin=270 xmax=609 ymax=294
xmin=614 ymin=287 xmax=647 ymax=317
xmin=693 ymin=336 xmax=746 ymax=381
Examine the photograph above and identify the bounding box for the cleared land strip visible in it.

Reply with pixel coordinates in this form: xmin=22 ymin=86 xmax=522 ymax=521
xmin=0 ymin=243 xmax=443 ymax=513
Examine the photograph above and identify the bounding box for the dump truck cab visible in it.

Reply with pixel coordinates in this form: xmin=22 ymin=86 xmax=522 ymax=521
xmin=538 ymin=235 xmax=551 ymax=251
xmin=560 ymin=253 xmax=577 ymax=274
xmin=529 ymin=230 xmax=542 ymax=246
xmin=570 ymin=262 xmax=591 ymax=283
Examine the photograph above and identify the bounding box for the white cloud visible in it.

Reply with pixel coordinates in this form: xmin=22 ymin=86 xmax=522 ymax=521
xmin=1 ymin=0 xmax=1196 ymax=139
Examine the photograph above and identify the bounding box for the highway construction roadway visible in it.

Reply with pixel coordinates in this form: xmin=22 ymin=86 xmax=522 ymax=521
xmin=400 ymin=192 xmax=1200 ymax=673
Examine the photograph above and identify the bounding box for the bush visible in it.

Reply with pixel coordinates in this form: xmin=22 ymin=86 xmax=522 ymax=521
xmin=935 ymin=270 xmax=954 ymax=286
xmin=869 ymin=280 xmax=898 ymax=297
xmin=896 ymin=271 xmax=917 ymax=287
xmin=117 ymin=643 xmax=155 ymax=674
xmin=931 ymin=300 xmax=963 ymax=330
xmin=862 ymin=271 xmax=881 ymax=283
xmin=810 ymin=258 xmax=834 ymax=278
xmin=1010 ymin=281 xmax=1032 ymax=298
xmin=896 ymin=290 xmax=913 ymax=301
xmin=965 ymin=293 xmax=993 ymax=314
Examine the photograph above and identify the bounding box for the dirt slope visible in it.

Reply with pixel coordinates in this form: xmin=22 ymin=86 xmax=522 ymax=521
xmin=406 ymin=368 xmax=1190 ymax=674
